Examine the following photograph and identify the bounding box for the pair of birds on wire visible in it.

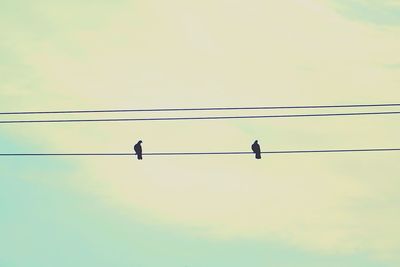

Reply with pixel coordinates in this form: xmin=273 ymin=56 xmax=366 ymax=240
xmin=133 ymin=140 xmax=262 ymax=160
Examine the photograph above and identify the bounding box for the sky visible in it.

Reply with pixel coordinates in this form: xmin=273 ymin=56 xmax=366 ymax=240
xmin=1 ymin=0 xmax=400 ymax=266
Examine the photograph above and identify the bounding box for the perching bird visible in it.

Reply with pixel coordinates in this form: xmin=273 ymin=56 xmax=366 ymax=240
xmin=134 ymin=140 xmax=143 ymax=160
xmin=251 ymin=140 xmax=261 ymax=159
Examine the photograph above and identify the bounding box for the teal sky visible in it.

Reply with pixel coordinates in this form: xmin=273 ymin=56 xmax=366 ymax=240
xmin=1 ymin=0 xmax=400 ymax=266
xmin=332 ymin=0 xmax=400 ymax=25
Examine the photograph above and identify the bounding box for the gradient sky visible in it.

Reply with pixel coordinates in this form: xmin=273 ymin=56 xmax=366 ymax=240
xmin=1 ymin=0 xmax=400 ymax=266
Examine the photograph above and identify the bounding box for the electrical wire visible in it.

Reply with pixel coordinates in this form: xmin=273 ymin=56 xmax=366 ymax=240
xmin=1 ymin=148 xmax=400 ymax=156
xmin=1 ymin=103 xmax=400 ymax=115
xmin=0 ymin=111 xmax=400 ymax=124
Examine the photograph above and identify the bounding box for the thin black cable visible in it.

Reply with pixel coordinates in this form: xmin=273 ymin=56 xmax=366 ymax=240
xmin=1 ymin=103 xmax=400 ymax=115
xmin=0 ymin=111 xmax=400 ymax=124
xmin=1 ymin=148 xmax=400 ymax=156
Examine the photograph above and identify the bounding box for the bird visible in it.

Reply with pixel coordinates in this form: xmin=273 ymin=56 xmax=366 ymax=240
xmin=134 ymin=140 xmax=143 ymax=160
xmin=251 ymin=140 xmax=261 ymax=159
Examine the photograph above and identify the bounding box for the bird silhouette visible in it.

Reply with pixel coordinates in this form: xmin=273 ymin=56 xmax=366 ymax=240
xmin=251 ymin=140 xmax=261 ymax=159
xmin=134 ymin=140 xmax=143 ymax=160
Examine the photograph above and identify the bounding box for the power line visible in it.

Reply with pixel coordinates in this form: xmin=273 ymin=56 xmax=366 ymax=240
xmin=0 ymin=111 xmax=400 ymax=124
xmin=1 ymin=103 xmax=400 ymax=115
xmin=1 ymin=148 xmax=400 ymax=156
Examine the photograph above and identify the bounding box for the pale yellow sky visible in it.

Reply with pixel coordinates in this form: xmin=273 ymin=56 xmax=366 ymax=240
xmin=1 ymin=0 xmax=400 ymax=264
